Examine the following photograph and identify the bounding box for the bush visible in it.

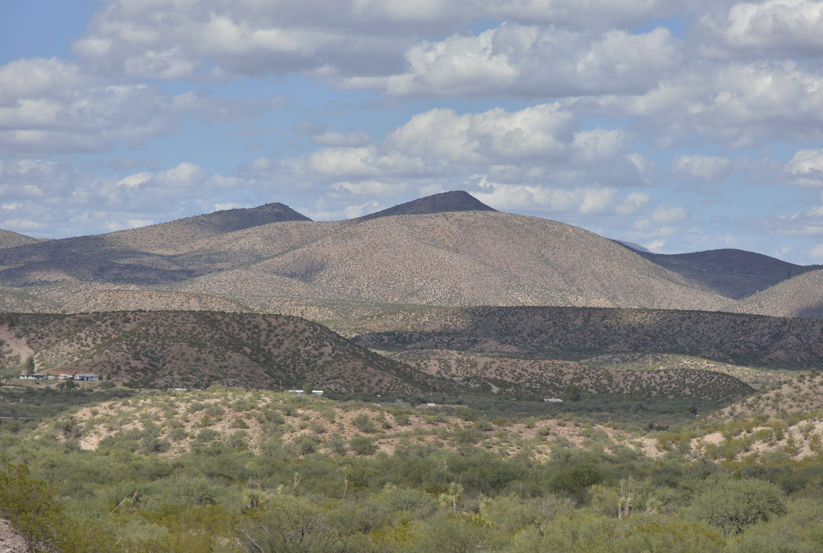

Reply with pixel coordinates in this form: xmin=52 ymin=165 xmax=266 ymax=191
xmin=548 ymin=464 xmax=603 ymax=496
xmin=350 ymin=436 xmax=378 ymax=456
xmin=352 ymin=413 xmax=377 ymax=434
xmin=690 ymin=476 xmax=787 ymax=535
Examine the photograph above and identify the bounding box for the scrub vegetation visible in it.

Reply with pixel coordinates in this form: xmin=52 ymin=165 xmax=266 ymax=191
xmin=1 ymin=386 xmax=823 ymax=552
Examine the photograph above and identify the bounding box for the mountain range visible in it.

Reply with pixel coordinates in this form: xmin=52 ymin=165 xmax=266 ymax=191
xmin=0 ymin=190 xmax=817 ymax=319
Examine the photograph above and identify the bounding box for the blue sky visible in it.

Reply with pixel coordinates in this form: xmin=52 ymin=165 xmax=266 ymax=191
xmin=3 ymin=0 xmax=823 ymax=263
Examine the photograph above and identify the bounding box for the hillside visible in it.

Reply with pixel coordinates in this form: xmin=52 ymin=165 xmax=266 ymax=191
xmin=0 ymin=193 xmax=731 ymax=314
xmin=634 ymin=248 xmax=819 ymax=300
xmin=0 ymin=229 xmax=40 ymax=250
xmin=357 ymin=190 xmax=496 ymax=221
xmin=178 ymin=211 xmax=727 ymax=310
xmin=0 ymin=311 xmax=440 ymax=394
xmin=728 ymin=269 xmax=823 ymax=319
xmin=2 ymin=193 xmax=822 ymax=319
xmin=344 ymin=306 xmax=823 ymax=369
xmin=0 ymin=203 xmax=313 ymax=288
xmin=395 ymin=350 xmax=751 ymax=399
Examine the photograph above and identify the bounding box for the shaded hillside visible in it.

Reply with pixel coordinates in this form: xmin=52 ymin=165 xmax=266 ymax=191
xmin=634 ymin=248 xmax=819 ymax=299
xmin=396 ymin=351 xmax=751 ymax=399
xmin=0 ymin=311 xmax=441 ymax=394
xmin=346 ymin=306 xmax=823 ymax=369
xmin=180 ymin=211 xmax=726 ymax=310
xmin=0 ymin=203 xmax=312 ymax=288
xmin=0 ymin=229 xmax=40 ymax=249
xmin=728 ymin=269 xmax=823 ymax=319
xmin=358 ymin=190 xmax=496 ymax=221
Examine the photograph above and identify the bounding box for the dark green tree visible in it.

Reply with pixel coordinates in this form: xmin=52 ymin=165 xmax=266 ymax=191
xmin=24 ymin=356 xmax=35 ymax=375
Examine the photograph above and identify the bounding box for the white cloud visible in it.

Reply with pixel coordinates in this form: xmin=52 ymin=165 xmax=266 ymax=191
xmin=787 ymin=149 xmax=823 ymax=187
xmin=310 ymin=130 xmax=371 ymax=147
xmin=0 ymin=57 xmax=274 ymax=156
xmin=472 ymin=181 xmax=649 ymax=216
xmin=151 ymin=162 xmax=209 ymax=188
xmin=650 ymin=204 xmax=688 ymax=224
xmin=72 ymin=0 xmax=666 ymax=81
xmin=346 ymin=24 xmax=682 ymax=97
xmin=710 ymin=0 xmax=823 ymax=56
xmin=591 ymin=60 xmax=823 ymax=148
xmin=117 ymin=172 xmax=153 ymax=187
xmin=670 ymin=155 xmax=732 ymax=180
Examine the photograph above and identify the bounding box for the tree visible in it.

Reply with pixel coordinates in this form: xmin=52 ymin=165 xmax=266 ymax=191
xmin=691 ymin=476 xmax=786 ymax=535
xmin=561 ymin=383 xmax=581 ymax=402
xmin=303 ymin=382 xmax=313 ymax=396
xmin=23 ymin=356 xmax=35 ymax=375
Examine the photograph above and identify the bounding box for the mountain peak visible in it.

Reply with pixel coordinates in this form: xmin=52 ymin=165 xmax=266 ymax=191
xmin=358 ymin=190 xmax=496 ymax=221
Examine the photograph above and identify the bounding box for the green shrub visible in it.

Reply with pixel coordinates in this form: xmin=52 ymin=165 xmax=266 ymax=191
xmin=352 ymin=413 xmax=377 ymax=434
xmin=690 ymin=476 xmax=786 ymax=535
xmin=350 ymin=436 xmax=378 ymax=455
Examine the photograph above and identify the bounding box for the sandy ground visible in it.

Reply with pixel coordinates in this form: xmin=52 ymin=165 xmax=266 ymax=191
xmin=0 ymin=519 xmax=26 ymax=553
xmin=0 ymin=324 xmax=33 ymax=363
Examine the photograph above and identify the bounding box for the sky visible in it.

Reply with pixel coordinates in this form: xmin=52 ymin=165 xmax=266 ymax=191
xmin=3 ymin=1 xmax=823 ymax=263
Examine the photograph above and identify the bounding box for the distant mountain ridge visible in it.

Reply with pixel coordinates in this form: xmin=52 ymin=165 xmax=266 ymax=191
xmin=0 ymin=229 xmax=41 ymax=249
xmin=0 ymin=191 xmax=819 ymax=318
xmin=634 ymin=248 xmax=821 ymax=300
xmin=357 ymin=190 xmax=496 ymax=221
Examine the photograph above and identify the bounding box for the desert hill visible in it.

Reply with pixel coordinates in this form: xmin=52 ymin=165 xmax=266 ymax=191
xmin=0 ymin=203 xmax=312 ymax=288
xmin=633 ymin=248 xmax=819 ymax=299
xmin=178 ymin=211 xmax=727 ymax=310
xmin=0 ymin=311 xmax=441 ymax=394
xmin=728 ymin=269 xmax=823 ymax=319
xmin=357 ymin=190 xmax=496 ymax=221
xmin=0 ymin=191 xmax=821 ymax=319
xmin=0 ymin=229 xmax=40 ymax=250
xmin=396 ymin=350 xmax=751 ymax=399
xmin=345 ymin=306 xmax=823 ymax=369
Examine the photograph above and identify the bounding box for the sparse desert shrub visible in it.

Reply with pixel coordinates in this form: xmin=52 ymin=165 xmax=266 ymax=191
xmin=353 ymin=413 xmax=377 ymax=434
xmin=292 ymin=434 xmax=321 ymax=455
xmin=350 ymin=435 xmax=378 ymax=455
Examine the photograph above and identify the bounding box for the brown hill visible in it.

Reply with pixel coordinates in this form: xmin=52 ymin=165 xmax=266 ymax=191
xmin=727 ymin=269 xmax=823 ymax=318
xmin=357 ymin=190 xmax=496 ymax=221
xmin=62 ymin=290 xmax=251 ymax=314
xmin=633 ymin=248 xmax=819 ymax=300
xmin=105 ymin=201 xmax=311 ymax=252
xmin=0 ymin=229 xmax=40 ymax=250
xmin=345 ymin=306 xmax=823 ymax=369
xmin=0 ymin=311 xmax=441 ymax=394
xmin=178 ymin=211 xmax=727 ymax=310
xmin=0 ymin=203 xmax=312 ymax=288
xmin=396 ymin=350 xmax=752 ymax=399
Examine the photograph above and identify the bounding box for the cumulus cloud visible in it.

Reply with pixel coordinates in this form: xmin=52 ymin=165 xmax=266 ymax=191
xmin=670 ymin=155 xmax=732 ymax=180
xmin=0 ymin=57 xmax=272 ymax=156
xmin=72 ymin=0 xmax=666 ymax=81
xmin=591 ymin=60 xmax=823 ymax=148
xmin=0 ymin=159 xmax=267 ymax=238
xmin=274 ymin=104 xmax=641 ymax=189
xmin=346 ymin=24 xmax=682 ymax=97
xmin=472 ymin=181 xmax=650 ymax=216
xmin=700 ymin=0 xmax=823 ymax=57
xmin=786 ymin=149 xmax=823 ymax=187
